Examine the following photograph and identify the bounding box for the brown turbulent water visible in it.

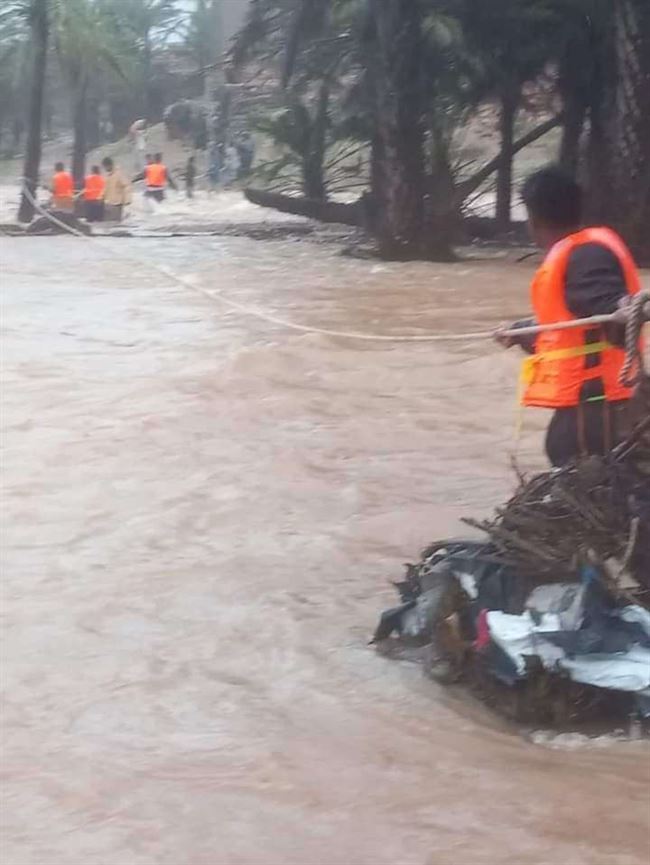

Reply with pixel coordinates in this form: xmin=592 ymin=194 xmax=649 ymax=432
xmin=2 ymin=235 xmax=649 ymax=865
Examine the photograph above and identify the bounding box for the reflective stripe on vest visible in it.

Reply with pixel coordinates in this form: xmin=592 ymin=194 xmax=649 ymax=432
xmin=84 ymin=175 xmax=105 ymax=201
xmin=522 ymin=227 xmax=641 ymax=409
xmin=53 ymin=171 xmax=73 ymax=198
xmin=145 ymin=163 xmax=166 ymax=187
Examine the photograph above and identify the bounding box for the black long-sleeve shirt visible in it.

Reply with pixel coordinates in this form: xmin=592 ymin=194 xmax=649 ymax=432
xmin=512 ymin=241 xmax=627 ymax=353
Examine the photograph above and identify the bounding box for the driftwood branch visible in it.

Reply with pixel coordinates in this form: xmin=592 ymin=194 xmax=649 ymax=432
xmin=455 ymin=113 xmax=564 ymax=204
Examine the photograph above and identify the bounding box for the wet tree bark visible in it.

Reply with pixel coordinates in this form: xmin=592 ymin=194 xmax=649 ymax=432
xmin=302 ymin=80 xmax=330 ymax=201
xmin=85 ymin=95 xmax=101 ymax=151
xmin=557 ymin=48 xmax=588 ymax=174
xmin=559 ymin=101 xmax=586 ymax=175
xmin=366 ymin=0 xmax=452 ymax=260
xmin=495 ymin=86 xmax=520 ymax=230
xmin=18 ymin=0 xmax=49 ymax=223
xmin=71 ymin=81 xmax=88 ymax=191
xmin=556 ymin=17 xmax=595 ymax=176
xmin=588 ymin=0 xmax=650 ymax=263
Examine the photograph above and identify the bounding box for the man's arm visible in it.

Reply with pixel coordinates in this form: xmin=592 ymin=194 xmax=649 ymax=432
xmin=495 ymin=318 xmax=537 ymax=353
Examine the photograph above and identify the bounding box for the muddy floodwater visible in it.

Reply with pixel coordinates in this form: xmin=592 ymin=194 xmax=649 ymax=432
xmin=2 ymin=232 xmax=649 ymax=865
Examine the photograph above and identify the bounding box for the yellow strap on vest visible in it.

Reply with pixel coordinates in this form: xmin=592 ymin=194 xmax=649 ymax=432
xmin=513 ymin=341 xmax=612 ymax=447
xmin=519 ymin=340 xmax=611 ymax=396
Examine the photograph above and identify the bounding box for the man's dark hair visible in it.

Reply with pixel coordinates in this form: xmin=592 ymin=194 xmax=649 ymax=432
xmin=102 ymin=157 xmax=113 ymax=170
xmin=154 ymin=152 xmax=163 ymax=162
xmin=521 ymin=165 xmax=582 ymax=228
xmin=55 ymin=161 xmax=64 ymax=172
xmin=91 ymin=164 xmax=101 ymax=174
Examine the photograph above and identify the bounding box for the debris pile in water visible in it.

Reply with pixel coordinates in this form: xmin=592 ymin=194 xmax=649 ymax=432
xmin=372 ymin=409 xmax=650 ymax=730
xmin=464 ymin=454 xmax=650 ymax=595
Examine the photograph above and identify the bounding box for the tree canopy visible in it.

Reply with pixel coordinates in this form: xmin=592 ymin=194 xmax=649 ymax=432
xmin=5 ymin=0 xmax=649 ymax=260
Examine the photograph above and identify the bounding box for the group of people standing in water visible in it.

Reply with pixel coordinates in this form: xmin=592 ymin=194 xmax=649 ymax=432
xmin=49 ymin=157 xmax=133 ymax=223
xmin=48 ymin=149 xmax=209 ymax=222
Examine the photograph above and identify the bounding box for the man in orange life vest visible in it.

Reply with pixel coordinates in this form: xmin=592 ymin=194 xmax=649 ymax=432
xmin=83 ymin=165 xmax=105 ymax=222
xmin=497 ymin=165 xmax=640 ymax=467
xmin=137 ymin=151 xmax=177 ymax=202
xmin=51 ymin=162 xmax=74 ymax=211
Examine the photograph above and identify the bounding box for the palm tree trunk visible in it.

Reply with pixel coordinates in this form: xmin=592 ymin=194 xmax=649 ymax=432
xmin=367 ymin=0 xmax=445 ymax=260
xmin=588 ymin=0 xmax=650 ymax=263
xmin=426 ymin=119 xmax=460 ymax=252
xmin=71 ymin=81 xmax=88 ymax=191
xmin=196 ymin=0 xmax=209 ymax=95
xmin=559 ymin=102 xmax=586 ymax=174
xmin=609 ymin=0 xmax=650 ymax=261
xmin=18 ymin=0 xmax=49 ymax=223
xmin=557 ymin=45 xmax=589 ymax=174
xmin=303 ymin=80 xmax=329 ymax=200
xmin=85 ymin=95 xmax=100 ymax=150
xmin=495 ymin=85 xmax=520 ymax=230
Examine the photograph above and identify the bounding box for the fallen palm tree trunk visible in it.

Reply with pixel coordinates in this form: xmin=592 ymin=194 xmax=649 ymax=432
xmin=244 ymin=188 xmax=362 ymax=226
xmin=244 ymin=188 xmax=533 ymax=245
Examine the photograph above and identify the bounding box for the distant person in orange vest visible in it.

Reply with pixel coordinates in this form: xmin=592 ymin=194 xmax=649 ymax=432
xmin=83 ymin=165 xmax=105 ymax=222
xmin=496 ymin=165 xmax=641 ymax=466
xmin=136 ymin=151 xmax=177 ymax=202
xmin=51 ymin=162 xmax=74 ymax=211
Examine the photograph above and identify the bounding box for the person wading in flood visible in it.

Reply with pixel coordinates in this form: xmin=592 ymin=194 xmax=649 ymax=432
xmin=101 ymin=157 xmax=132 ymax=222
xmin=496 ymin=165 xmax=641 ymax=467
xmin=83 ymin=165 xmax=105 ymax=222
xmin=136 ymin=152 xmax=177 ymax=202
xmin=50 ymin=162 xmax=74 ymax=211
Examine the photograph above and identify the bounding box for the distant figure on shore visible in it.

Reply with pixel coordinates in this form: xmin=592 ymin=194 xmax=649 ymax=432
xmin=207 ymin=144 xmax=221 ymax=192
xmin=236 ymin=132 xmax=255 ymax=178
xmin=51 ymin=162 xmax=74 ymax=211
xmin=136 ymin=152 xmax=177 ymax=202
xmin=129 ymin=119 xmax=148 ymax=173
xmin=185 ymin=155 xmax=196 ymax=199
xmin=83 ymin=165 xmax=105 ymax=222
xmin=221 ymin=144 xmax=240 ymax=187
xmin=101 ymin=157 xmax=132 ymax=222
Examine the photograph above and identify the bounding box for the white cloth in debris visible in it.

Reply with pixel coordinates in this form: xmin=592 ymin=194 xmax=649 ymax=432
xmin=486 ymin=611 xmax=565 ymax=675
xmin=618 ymin=605 xmax=650 ymax=637
xmin=486 ymin=606 xmax=650 ymax=692
xmin=560 ymin=648 xmax=650 ymax=692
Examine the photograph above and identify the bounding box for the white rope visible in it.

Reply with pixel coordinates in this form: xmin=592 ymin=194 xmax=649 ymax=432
xmin=17 ymin=183 xmax=502 ymax=343
xmin=17 ymin=182 xmax=627 ymax=345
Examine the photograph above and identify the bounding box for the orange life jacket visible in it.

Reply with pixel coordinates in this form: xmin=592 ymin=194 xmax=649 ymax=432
xmin=84 ymin=174 xmax=105 ymax=201
xmin=522 ymin=227 xmax=641 ymax=409
xmin=145 ymin=163 xmax=166 ymax=188
xmin=53 ymin=171 xmax=74 ymax=199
